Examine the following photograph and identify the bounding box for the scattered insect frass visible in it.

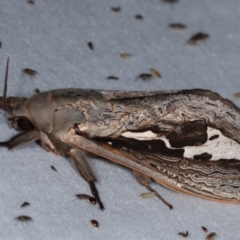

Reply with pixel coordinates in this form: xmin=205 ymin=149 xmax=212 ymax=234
xmin=111 ymin=7 xmax=121 ymax=12
xmin=187 ymin=32 xmax=209 ymax=45
xmin=206 ymin=232 xmax=216 ymax=240
xmin=234 ymin=92 xmax=240 ymax=98
xmin=50 ymin=165 xmax=57 ymax=172
xmin=140 ymin=192 xmax=156 ymax=198
xmin=35 ymin=88 xmax=40 ymax=93
xmin=22 ymin=68 xmax=38 ymax=78
xmin=178 ymin=231 xmax=188 ymax=237
xmin=76 ymin=194 xmax=97 ymax=205
xmin=27 ymin=0 xmax=34 ymax=4
xmin=91 ymin=219 xmax=99 ymax=228
xmin=107 ymin=76 xmax=119 ymax=80
xmin=16 ymin=215 xmax=32 ymax=222
xmin=201 ymin=226 xmax=208 ymax=232
xmin=135 ymin=14 xmax=143 ymax=20
xmin=169 ymin=23 xmax=186 ymax=30
xmin=150 ymin=68 xmax=162 ymax=78
xmin=120 ymin=53 xmax=132 ymax=59
xmin=21 ymin=202 xmax=30 ymax=208
xmin=88 ymin=42 xmax=94 ymax=50
xmin=137 ymin=73 xmax=153 ymax=81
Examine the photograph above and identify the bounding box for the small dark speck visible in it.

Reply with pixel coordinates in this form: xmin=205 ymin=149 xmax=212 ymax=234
xmin=187 ymin=32 xmax=209 ymax=45
xmin=137 ymin=73 xmax=153 ymax=81
xmin=35 ymin=88 xmax=40 ymax=93
xmin=22 ymin=68 xmax=38 ymax=78
xmin=209 ymin=134 xmax=219 ymax=141
xmin=107 ymin=76 xmax=119 ymax=80
xmin=111 ymin=7 xmax=121 ymax=12
xmin=0 ymin=42 xmax=2 ymax=49
xmin=16 ymin=215 xmax=32 ymax=222
xmin=162 ymin=0 xmax=178 ymax=3
xmin=27 ymin=0 xmax=34 ymax=4
xmin=50 ymin=165 xmax=57 ymax=172
xmin=88 ymin=42 xmax=94 ymax=50
xmin=76 ymin=194 xmax=97 ymax=205
xmin=201 ymin=226 xmax=208 ymax=232
xmin=21 ymin=202 xmax=30 ymax=208
xmin=91 ymin=219 xmax=99 ymax=228
xmin=135 ymin=14 xmax=143 ymax=20
xmin=169 ymin=23 xmax=186 ymax=30
xmin=178 ymin=230 xmax=188 ymax=237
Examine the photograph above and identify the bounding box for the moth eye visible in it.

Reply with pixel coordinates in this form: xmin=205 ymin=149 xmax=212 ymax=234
xmin=17 ymin=117 xmax=34 ymax=131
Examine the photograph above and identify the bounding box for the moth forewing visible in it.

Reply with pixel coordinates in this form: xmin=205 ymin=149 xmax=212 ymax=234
xmin=63 ymin=103 xmax=240 ymax=203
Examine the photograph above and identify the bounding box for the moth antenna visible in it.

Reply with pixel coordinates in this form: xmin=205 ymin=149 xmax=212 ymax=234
xmin=2 ymin=57 xmax=12 ymax=115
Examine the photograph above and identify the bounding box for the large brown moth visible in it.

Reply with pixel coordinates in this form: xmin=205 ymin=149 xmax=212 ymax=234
xmin=1 ymin=58 xmax=240 ymax=210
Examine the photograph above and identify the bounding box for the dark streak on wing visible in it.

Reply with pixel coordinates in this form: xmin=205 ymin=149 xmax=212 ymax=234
xmin=166 ymin=120 xmax=208 ymax=148
xmin=209 ymin=134 xmax=219 ymax=141
xmin=93 ymin=136 xmax=184 ymax=161
xmin=193 ymin=152 xmax=212 ymax=161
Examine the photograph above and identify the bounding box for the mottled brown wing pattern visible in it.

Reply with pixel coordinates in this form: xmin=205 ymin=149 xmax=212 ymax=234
xmin=67 ymin=89 xmax=240 ymax=203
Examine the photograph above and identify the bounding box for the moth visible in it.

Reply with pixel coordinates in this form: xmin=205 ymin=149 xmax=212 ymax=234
xmin=2 ymin=58 xmax=240 ymax=211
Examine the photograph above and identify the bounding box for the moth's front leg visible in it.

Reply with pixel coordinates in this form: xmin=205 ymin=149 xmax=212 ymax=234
xmin=68 ymin=148 xmax=104 ymax=210
xmin=133 ymin=170 xmax=173 ymax=209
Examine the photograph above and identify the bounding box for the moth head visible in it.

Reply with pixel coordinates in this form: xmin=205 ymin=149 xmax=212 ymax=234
xmin=1 ymin=58 xmax=55 ymax=134
xmin=9 ymin=116 xmax=34 ymax=131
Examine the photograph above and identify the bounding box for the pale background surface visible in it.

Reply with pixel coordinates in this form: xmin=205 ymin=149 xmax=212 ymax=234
xmin=0 ymin=0 xmax=239 ymax=239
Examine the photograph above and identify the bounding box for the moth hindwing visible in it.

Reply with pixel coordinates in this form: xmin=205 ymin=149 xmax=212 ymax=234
xmin=2 ymin=59 xmax=240 ymax=209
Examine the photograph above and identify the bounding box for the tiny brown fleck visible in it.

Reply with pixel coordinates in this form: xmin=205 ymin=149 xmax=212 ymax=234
xmin=120 ymin=53 xmax=133 ymax=59
xmin=76 ymin=194 xmax=96 ymax=205
xmin=35 ymin=88 xmax=40 ymax=93
xmin=0 ymin=42 xmax=2 ymax=49
xmin=21 ymin=202 xmax=30 ymax=208
xmin=206 ymin=232 xmax=216 ymax=240
xmin=135 ymin=14 xmax=143 ymax=20
xmin=88 ymin=42 xmax=94 ymax=50
xmin=140 ymin=192 xmax=155 ymax=198
xmin=150 ymin=68 xmax=162 ymax=78
xmin=162 ymin=0 xmax=178 ymax=3
xmin=137 ymin=73 xmax=153 ymax=81
xmin=91 ymin=219 xmax=99 ymax=228
xmin=107 ymin=76 xmax=119 ymax=80
xmin=27 ymin=0 xmax=34 ymax=4
xmin=187 ymin=32 xmax=209 ymax=45
xmin=169 ymin=23 xmax=186 ymax=30
xmin=178 ymin=231 xmax=188 ymax=237
xmin=111 ymin=7 xmax=121 ymax=12
xmin=201 ymin=226 xmax=208 ymax=232
xmin=234 ymin=92 xmax=240 ymax=98
xmin=16 ymin=215 xmax=32 ymax=222
xmin=22 ymin=68 xmax=38 ymax=78
xmin=50 ymin=165 xmax=57 ymax=172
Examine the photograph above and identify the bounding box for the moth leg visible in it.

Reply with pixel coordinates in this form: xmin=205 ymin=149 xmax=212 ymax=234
xmin=68 ymin=148 xmax=104 ymax=210
xmin=0 ymin=130 xmax=41 ymax=149
xmin=133 ymin=170 xmax=173 ymax=209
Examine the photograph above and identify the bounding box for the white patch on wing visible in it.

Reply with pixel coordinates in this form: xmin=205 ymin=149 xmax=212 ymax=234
xmin=121 ymin=128 xmax=240 ymax=160
xmin=121 ymin=130 xmax=158 ymax=140
xmin=183 ymin=128 xmax=240 ymax=160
